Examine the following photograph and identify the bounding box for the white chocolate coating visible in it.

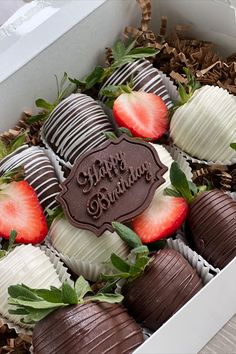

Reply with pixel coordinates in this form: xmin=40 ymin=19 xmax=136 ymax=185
xmin=49 ymin=218 xmax=129 ymax=280
xmin=0 ymin=245 xmax=61 ymax=327
xmin=170 ymin=85 xmax=236 ymax=162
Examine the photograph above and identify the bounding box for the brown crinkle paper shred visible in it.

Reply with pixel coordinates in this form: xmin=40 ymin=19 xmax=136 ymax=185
xmin=0 ymin=320 xmax=31 ymax=353
xmin=0 ymin=112 xmax=43 ymax=147
xmin=124 ymin=0 xmax=236 ymax=95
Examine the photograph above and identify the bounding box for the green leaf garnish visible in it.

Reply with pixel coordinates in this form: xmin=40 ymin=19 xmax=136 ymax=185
xmin=173 ymin=67 xmax=201 ymax=110
xmin=0 ymin=132 xmax=28 ymax=160
xmin=27 ymin=73 xmax=74 ymax=124
xmin=8 ymin=276 xmax=123 ymax=324
xmin=0 ymin=167 xmax=25 ymax=185
xmin=112 ymin=222 xmax=142 ymax=249
xmin=168 ymin=162 xmax=194 ymax=203
xmin=0 ymin=230 xmax=17 ymax=260
xmin=117 ymin=127 xmax=133 ymax=137
xmin=103 ymin=131 xmax=117 ymax=140
xmin=74 ymin=276 xmax=93 ymax=301
xmin=230 ymin=143 xmax=236 ymax=150
xmin=111 ymin=253 xmax=130 ymax=273
xmin=100 ymin=223 xmax=151 ymax=291
xmin=46 ymin=206 xmax=64 ymax=227
xmin=70 ymin=38 xmax=158 ymax=92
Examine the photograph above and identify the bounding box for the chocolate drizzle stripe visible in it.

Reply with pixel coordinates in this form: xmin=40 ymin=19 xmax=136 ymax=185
xmin=0 ymin=146 xmax=60 ymax=211
xmin=122 ymin=249 xmax=202 ymax=330
xmin=42 ymin=94 xmax=113 ymax=165
xmin=99 ymin=59 xmax=173 ymax=109
xmin=33 ymin=303 xmax=143 ymax=354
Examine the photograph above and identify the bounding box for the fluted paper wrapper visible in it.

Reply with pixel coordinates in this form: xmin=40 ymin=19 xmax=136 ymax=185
xmin=45 ymin=242 xmax=110 ymax=282
xmin=40 ymin=147 xmax=65 ymax=183
xmin=166 ymin=144 xmax=193 ymax=180
xmin=158 ymin=70 xmax=179 ymax=102
xmin=166 ymin=237 xmax=220 ymax=285
xmin=0 ymin=244 xmax=72 ymax=335
xmin=169 ymin=143 xmax=236 ymax=167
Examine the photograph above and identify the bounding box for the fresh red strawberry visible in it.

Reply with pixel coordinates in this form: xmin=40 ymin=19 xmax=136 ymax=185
xmin=132 ymin=194 xmax=188 ymax=243
xmin=0 ymin=181 xmax=48 ymax=244
xmin=113 ymin=91 xmax=168 ymax=140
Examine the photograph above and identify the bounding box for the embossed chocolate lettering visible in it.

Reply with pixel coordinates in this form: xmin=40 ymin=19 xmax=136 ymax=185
xmin=58 ymin=135 xmax=167 ymax=236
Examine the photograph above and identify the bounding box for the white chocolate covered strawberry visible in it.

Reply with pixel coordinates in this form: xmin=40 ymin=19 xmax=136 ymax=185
xmin=170 ymin=85 xmax=236 ymax=162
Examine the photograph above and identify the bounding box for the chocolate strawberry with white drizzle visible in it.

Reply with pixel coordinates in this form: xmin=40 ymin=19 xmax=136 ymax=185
xmin=0 ymin=143 xmax=61 ymax=213
xmin=101 ymin=222 xmax=203 ymax=331
xmin=8 ymin=277 xmax=143 ymax=354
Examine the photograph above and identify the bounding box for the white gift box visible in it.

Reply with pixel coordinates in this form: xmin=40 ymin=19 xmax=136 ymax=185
xmin=0 ymin=0 xmax=236 ymax=353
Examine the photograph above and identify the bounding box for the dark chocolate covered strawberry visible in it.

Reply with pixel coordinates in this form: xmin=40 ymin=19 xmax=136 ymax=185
xmin=0 ymin=145 xmax=61 ymax=212
xmin=165 ymin=163 xmax=236 ymax=269
xmin=8 ymin=277 xmax=143 ymax=354
xmin=188 ymin=189 xmax=236 ymax=269
xmin=102 ymin=222 xmax=202 ymax=331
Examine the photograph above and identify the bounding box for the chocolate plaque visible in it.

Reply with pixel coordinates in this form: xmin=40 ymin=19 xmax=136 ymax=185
xmin=57 ymin=135 xmax=167 ymax=236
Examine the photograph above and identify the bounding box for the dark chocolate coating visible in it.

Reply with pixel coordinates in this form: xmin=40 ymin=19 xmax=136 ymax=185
xmin=122 ymin=248 xmax=202 ymax=331
xmin=32 ymin=303 xmax=144 ymax=354
xmin=188 ymin=189 xmax=236 ymax=269
xmin=57 ymin=135 xmax=167 ymax=236
xmin=42 ymin=93 xmax=113 ymax=166
xmin=99 ymin=59 xmax=173 ymax=109
xmin=0 ymin=145 xmax=60 ymax=212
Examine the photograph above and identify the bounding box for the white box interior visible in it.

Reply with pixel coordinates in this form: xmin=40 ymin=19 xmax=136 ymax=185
xmin=0 ymin=0 xmax=236 ymax=352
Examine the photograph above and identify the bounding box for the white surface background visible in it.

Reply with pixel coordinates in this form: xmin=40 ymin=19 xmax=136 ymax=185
xmin=0 ymin=0 xmax=29 ymax=25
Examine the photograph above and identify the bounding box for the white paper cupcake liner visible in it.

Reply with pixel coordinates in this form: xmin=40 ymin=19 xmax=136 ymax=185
xmin=169 ymin=143 xmax=236 ymax=166
xmin=158 ymin=70 xmax=179 ymax=103
xmin=40 ymin=129 xmax=74 ymax=171
xmin=0 ymin=244 xmax=73 ymax=336
xmin=165 ymin=144 xmax=193 ymax=180
xmin=166 ymin=237 xmax=220 ymax=285
xmin=40 ymin=147 xmax=65 ymax=183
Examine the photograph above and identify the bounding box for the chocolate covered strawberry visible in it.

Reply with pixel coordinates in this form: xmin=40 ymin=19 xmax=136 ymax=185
xmin=0 ymin=145 xmax=61 ymax=212
xmin=170 ymin=72 xmax=236 ymax=162
xmin=0 ymin=178 xmax=48 ymax=244
xmin=0 ymin=241 xmax=62 ymax=328
xmin=8 ymin=277 xmax=143 ymax=354
xmin=188 ymin=189 xmax=236 ymax=269
xmin=102 ymin=222 xmax=202 ymax=331
xmin=101 ymin=83 xmax=168 ymax=140
xmin=113 ymin=91 xmax=168 ymax=140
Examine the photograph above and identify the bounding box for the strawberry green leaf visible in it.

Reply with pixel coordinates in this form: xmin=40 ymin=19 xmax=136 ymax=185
xmin=35 ymin=98 xmax=54 ymax=111
xmin=111 ymin=253 xmax=130 ymax=273
xmin=85 ymin=66 xmax=105 ymax=89
xmin=112 ymin=40 xmax=127 ymax=61
xmin=101 ymin=273 xmax=130 ymax=281
xmin=128 ymin=47 xmax=158 ymax=56
xmin=0 ymin=250 xmax=7 ymax=259
xmin=46 ymin=206 xmax=64 ymax=227
xmin=34 ymin=289 xmax=62 ymax=303
xmin=169 ymin=162 xmax=194 ymax=203
xmin=103 ymin=131 xmax=117 ymax=140
xmin=0 ymin=140 xmax=8 ymax=159
xmin=164 ymin=187 xmax=182 ymax=198
xmin=230 ymin=143 xmax=236 ymax=150
xmin=8 ymin=285 xmax=41 ymax=301
xmin=7 ymin=230 xmax=17 ymax=252
xmin=22 ymin=308 xmax=56 ymax=324
xmin=89 ymin=293 xmax=124 ymax=304
xmin=75 ymin=276 xmax=93 ymax=301
xmin=8 ymin=298 xmax=65 ymax=310
xmin=8 ymin=308 xmax=29 ymax=315
xmin=26 ymin=113 xmax=49 ymax=124
xmin=117 ymin=127 xmax=133 ymax=137
xmin=61 ymin=282 xmax=78 ymax=305
xmin=112 ymin=221 xmax=142 ymax=249
xmin=8 ymin=132 xmax=27 ymax=153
